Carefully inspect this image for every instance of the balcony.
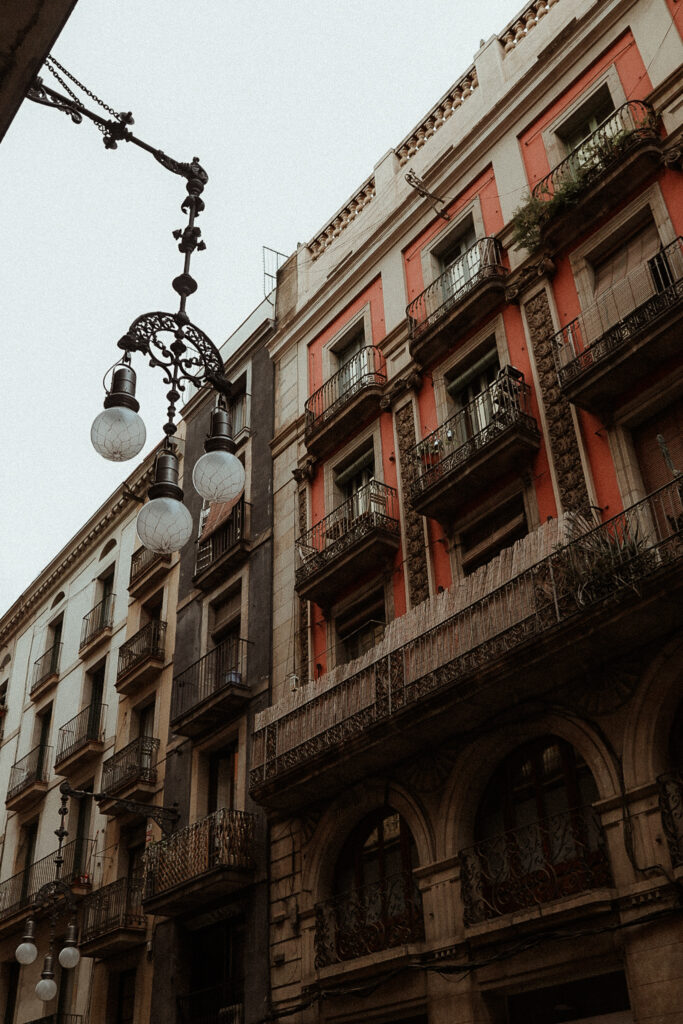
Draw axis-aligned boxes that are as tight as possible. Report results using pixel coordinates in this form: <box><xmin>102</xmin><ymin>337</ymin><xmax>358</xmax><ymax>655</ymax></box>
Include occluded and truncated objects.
<box><xmin>658</xmin><ymin>770</ymin><xmax>683</xmax><ymax>870</ymax></box>
<box><xmin>54</xmin><ymin>703</ymin><xmax>106</xmax><ymax>776</ymax></box>
<box><xmin>553</xmin><ymin>237</ymin><xmax>683</xmax><ymax>415</ymax></box>
<box><xmin>459</xmin><ymin>805</ymin><xmax>612</xmax><ymax>926</ymax></box>
<box><xmin>193</xmin><ymin>496</ymin><xmax>249</xmax><ymax>591</ymax></box>
<box><xmin>530</xmin><ymin>101</ymin><xmax>661</xmax><ymax>249</ymax></box>
<box><xmin>409</xmin><ymin>367</ymin><xmax>540</xmax><ymax>523</ymax></box>
<box><xmin>0</xmin><ymin>839</ymin><xmax>94</xmax><ymax>933</ymax></box>
<box><xmin>177</xmin><ymin>986</ymin><xmax>243</xmax><ymax>1024</ymax></box>
<box><xmin>98</xmin><ymin>736</ymin><xmax>159</xmax><ymax>815</ymax></box>
<box><xmin>407</xmin><ymin>238</ymin><xmax>507</xmax><ymax>366</ymax></box>
<box><xmin>116</xmin><ymin>619</ymin><xmax>167</xmax><ymax>696</ymax></box>
<box><xmin>129</xmin><ymin>546</ymin><xmax>172</xmax><ymax>597</ymax></box>
<box><xmin>79</xmin><ymin>594</ymin><xmax>115</xmax><ymax>656</ymax></box>
<box><xmin>6</xmin><ymin>745</ymin><xmax>51</xmax><ymax>812</ymax></box>
<box><xmin>79</xmin><ymin>876</ymin><xmax>145</xmax><ymax>957</ymax></box>
<box><xmin>30</xmin><ymin>642</ymin><xmax>62</xmax><ymax>700</ymax></box>
<box><xmin>252</xmin><ymin>480</ymin><xmax>683</xmax><ymax>812</ymax></box>
<box><xmin>314</xmin><ymin>870</ymin><xmax>424</xmax><ymax>969</ymax></box>
<box><xmin>304</xmin><ymin>347</ymin><xmax>387</xmax><ymax>458</ymax></box>
<box><xmin>170</xmin><ymin>637</ymin><xmax>249</xmax><ymax>739</ymax></box>
<box><xmin>295</xmin><ymin>480</ymin><xmax>401</xmax><ymax>609</ymax></box>
<box><xmin>143</xmin><ymin>808</ymin><xmax>256</xmax><ymax>916</ymax></box>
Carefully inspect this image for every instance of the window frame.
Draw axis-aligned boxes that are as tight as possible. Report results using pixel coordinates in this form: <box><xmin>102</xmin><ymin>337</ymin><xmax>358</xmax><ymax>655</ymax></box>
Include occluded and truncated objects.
<box><xmin>540</xmin><ymin>68</ymin><xmax>626</xmax><ymax>172</ymax></box>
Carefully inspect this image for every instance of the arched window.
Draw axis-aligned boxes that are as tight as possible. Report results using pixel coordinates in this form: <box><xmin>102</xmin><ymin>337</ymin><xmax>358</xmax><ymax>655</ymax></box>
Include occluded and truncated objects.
<box><xmin>460</xmin><ymin>737</ymin><xmax>612</xmax><ymax>924</ymax></box>
<box><xmin>314</xmin><ymin>807</ymin><xmax>424</xmax><ymax>967</ymax></box>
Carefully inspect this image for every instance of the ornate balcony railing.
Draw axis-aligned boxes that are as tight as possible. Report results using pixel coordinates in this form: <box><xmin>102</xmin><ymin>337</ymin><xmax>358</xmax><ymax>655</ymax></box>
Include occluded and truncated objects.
<box><xmin>409</xmin><ymin>366</ymin><xmax>537</xmax><ymax>500</ymax></box>
<box><xmin>100</xmin><ymin>736</ymin><xmax>159</xmax><ymax>796</ymax></box>
<box><xmin>55</xmin><ymin>703</ymin><xmax>106</xmax><ymax>766</ymax></box>
<box><xmin>144</xmin><ymin>808</ymin><xmax>256</xmax><ymax>901</ymax></box>
<box><xmin>305</xmin><ymin>346</ymin><xmax>387</xmax><ymax>434</ymax></box>
<box><xmin>31</xmin><ymin>642</ymin><xmax>62</xmax><ymax>693</ymax></box>
<box><xmin>407</xmin><ymin>237</ymin><xmax>506</xmax><ymax>339</ymax></box>
<box><xmin>296</xmin><ymin>480</ymin><xmax>400</xmax><ymax>585</ymax></box>
<box><xmin>80</xmin><ymin>876</ymin><xmax>145</xmax><ymax>945</ymax></box>
<box><xmin>129</xmin><ymin>546</ymin><xmax>171</xmax><ymax>587</ymax></box>
<box><xmin>532</xmin><ymin>101</ymin><xmax>658</xmax><ymax>201</ymax></box>
<box><xmin>117</xmin><ymin>619</ymin><xmax>167</xmax><ymax>679</ymax></box>
<box><xmin>80</xmin><ymin>593</ymin><xmax>115</xmax><ymax>650</ymax></box>
<box><xmin>171</xmin><ymin>636</ymin><xmax>249</xmax><ymax>724</ymax></box>
<box><xmin>314</xmin><ymin>870</ymin><xmax>424</xmax><ymax>967</ymax></box>
<box><xmin>25</xmin><ymin>1014</ymin><xmax>84</xmax><ymax>1024</ymax></box>
<box><xmin>553</xmin><ymin>236</ymin><xmax>683</xmax><ymax>387</ymax></box>
<box><xmin>459</xmin><ymin>805</ymin><xmax>612</xmax><ymax>925</ymax></box>
<box><xmin>7</xmin><ymin>744</ymin><xmax>51</xmax><ymax>802</ymax></box>
<box><xmin>657</xmin><ymin>770</ymin><xmax>683</xmax><ymax>869</ymax></box>
<box><xmin>0</xmin><ymin>839</ymin><xmax>94</xmax><ymax>922</ymax></box>
<box><xmin>253</xmin><ymin>480</ymin><xmax>682</xmax><ymax>790</ymax></box>
<box><xmin>177</xmin><ymin>985</ymin><xmax>244</xmax><ymax>1024</ymax></box>
<box><xmin>195</xmin><ymin>496</ymin><xmax>247</xmax><ymax>576</ymax></box>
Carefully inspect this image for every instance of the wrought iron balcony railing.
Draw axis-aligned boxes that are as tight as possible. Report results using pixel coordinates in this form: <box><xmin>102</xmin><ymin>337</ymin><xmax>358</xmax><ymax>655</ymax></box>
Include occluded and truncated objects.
<box><xmin>177</xmin><ymin>985</ymin><xmax>244</xmax><ymax>1024</ymax></box>
<box><xmin>657</xmin><ymin>770</ymin><xmax>683</xmax><ymax>869</ymax></box>
<box><xmin>459</xmin><ymin>805</ymin><xmax>612</xmax><ymax>925</ymax></box>
<box><xmin>552</xmin><ymin>236</ymin><xmax>683</xmax><ymax>387</ymax></box>
<box><xmin>409</xmin><ymin>366</ymin><xmax>537</xmax><ymax>500</ymax></box>
<box><xmin>117</xmin><ymin>619</ymin><xmax>167</xmax><ymax>679</ymax></box>
<box><xmin>296</xmin><ymin>480</ymin><xmax>400</xmax><ymax>584</ymax></box>
<box><xmin>80</xmin><ymin>593</ymin><xmax>115</xmax><ymax>650</ymax></box>
<box><xmin>314</xmin><ymin>870</ymin><xmax>424</xmax><ymax>968</ymax></box>
<box><xmin>144</xmin><ymin>807</ymin><xmax>256</xmax><ymax>902</ymax></box>
<box><xmin>7</xmin><ymin>744</ymin><xmax>51</xmax><ymax>803</ymax></box>
<box><xmin>55</xmin><ymin>703</ymin><xmax>106</xmax><ymax>767</ymax></box>
<box><xmin>80</xmin><ymin>876</ymin><xmax>145</xmax><ymax>945</ymax></box>
<box><xmin>305</xmin><ymin>346</ymin><xmax>387</xmax><ymax>434</ymax></box>
<box><xmin>171</xmin><ymin>637</ymin><xmax>249</xmax><ymax>725</ymax></box>
<box><xmin>100</xmin><ymin>736</ymin><xmax>159</xmax><ymax>796</ymax></box>
<box><xmin>195</xmin><ymin>496</ymin><xmax>247</xmax><ymax>576</ymax></box>
<box><xmin>407</xmin><ymin>237</ymin><xmax>506</xmax><ymax>339</ymax></box>
<box><xmin>253</xmin><ymin>479</ymin><xmax>683</xmax><ymax>790</ymax></box>
<box><xmin>31</xmin><ymin>642</ymin><xmax>62</xmax><ymax>693</ymax></box>
<box><xmin>0</xmin><ymin>839</ymin><xmax>94</xmax><ymax>922</ymax></box>
<box><xmin>129</xmin><ymin>546</ymin><xmax>171</xmax><ymax>587</ymax></box>
<box><xmin>532</xmin><ymin>100</ymin><xmax>658</xmax><ymax>202</ymax></box>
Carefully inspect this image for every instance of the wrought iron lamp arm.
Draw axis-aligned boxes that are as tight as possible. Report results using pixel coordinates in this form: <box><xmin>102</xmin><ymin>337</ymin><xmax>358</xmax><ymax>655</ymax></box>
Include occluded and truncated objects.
<box><xmin>60</xmin><ymin>781</ymin><xmax>179</xmax><ymax>836</ymax></box>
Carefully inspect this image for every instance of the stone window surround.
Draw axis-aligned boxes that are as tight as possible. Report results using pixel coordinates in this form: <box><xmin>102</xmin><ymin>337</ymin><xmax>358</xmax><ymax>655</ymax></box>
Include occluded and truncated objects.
<box><xmin>319</xmin><ymin>305</ymin><xmax>373</xmax><ymax>386</ymax></box>
<box><xmin>323</xmin><ymin>420</ymin><xmax>384</xmax><ymax>515</ymax></box>
<box><xmin>419</xmin><ymin>196</ymin><xmax>486</xmax><ymax>290</ymax></box>
<box><xmin>540</xmin><ymin>65</ymin><xmax>627</xmax><ymax>171</ymax></box>
<box><xmin>431</xmin><ymin>313</ymin><xmax>511</xmax><ymax>429</ymax></box>
<box><xmin>199</xmin><ymin>566</ymin><xmax>250</xmax><ymax>674</ymax></box>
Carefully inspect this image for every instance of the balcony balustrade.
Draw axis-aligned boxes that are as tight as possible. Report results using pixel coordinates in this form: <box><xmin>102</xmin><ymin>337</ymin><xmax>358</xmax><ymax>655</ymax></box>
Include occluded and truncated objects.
<box><xmin>31</xmin><ymin>642</ymin><xmax>62</xmax><ymax>698</ymax></box>
<box><xmin>80</xmin><ymin>594</ymin><xmax>115</xmax><ymax>653</ymax></box>
<box><xmin>170</xmin><ymin>637</ymin><xmax>249</xmax><ymax>738</ymax></box>
<box><xmin>177</xmin><ymin>985</ymin><xmax>244</xmax><ymax>1024</ymax></box>
<box><xmin>116</xmin><ymin>619</ymin><xmax>167</xmax><ymax>695</ymax></box>
<box><xmin>314</xmin><ymin>870</ymin><xmax>424</xmax><ymax>969</ymax></box>
<box><xmin>552</xmin><ymin>237</ymin><xmax>683</xmax><ymax>414</ymax></box>
<box><xmin>98</xmin><ymin>736</ymin><xmax>159</xmax><ymax>813</ymax></box>
<box><xmin>79</xmin><ymin>876</ymin><xmax>145</xmax><ymax>957</ymax></box>
<box><xmin>409</xmin><ymin>367</ymin><xmax>540</xmax><ymax>522</ymax></box>
<box><xmin>143</xmin><ymin>807</ymin><xmax>256</xmax><ymax>915</ymax></box>
<box><xmin>295</xmin><ymin>480</ymin><xmax>401</xmax><ymax>608</ymax></box>
<box><xmin>657</xmin><ymin>770</ymin><xmax>683</xmax><ymax>869</ymax></box>
<box><xmin>194</xmin><ymin>496</ymin><xmax>249</xmax><ymax>590</ymax></box>
<box><xmin>0</xmin><ymin>839</ymin><xmax>94</xmax><ymax>929</ymax></box>
<box><xmin>459</xmin><ymin>805</ymin><xmax>612</xmax><ymax>926</ymax></box>
<box><xmin>55</xmin><ymin>703</ymin><xmax>106</xmax><ymax>775</ymax></box>
<box><xmin>407</xmin><ymin>238</ymin><xmax>507</xmax><ymax>365</ymax></box>
<box><xmin>304</xmin><ymin>347</ymin><xmax>387</xmax><ymax>457</ymax></box>
<box><xmin>129</xmin><ymin>546</ymin><xmax>171</xmax><ymax>596</ymax></box>
<box><xmin>252</xmin><ymin>480</ymin><xmax>683</xmax><ymax>812</ymax></box>
<box><xmin>6</xmin><ymin>745</ymin><xmax>51</xmax><ymax>812</ymax></box>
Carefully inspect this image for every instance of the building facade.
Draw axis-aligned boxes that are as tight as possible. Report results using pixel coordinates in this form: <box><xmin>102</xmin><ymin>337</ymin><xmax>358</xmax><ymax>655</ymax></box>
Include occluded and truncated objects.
<box><xmin>253</xmin><ymin>1</ymin><xmax>683</xmax><ymax>1022</ymax></box>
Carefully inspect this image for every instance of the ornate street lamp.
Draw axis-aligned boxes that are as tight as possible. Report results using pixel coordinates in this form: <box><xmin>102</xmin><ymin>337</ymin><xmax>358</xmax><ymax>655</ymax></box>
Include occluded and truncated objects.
<box><xmin>28</xmin><ymin>57</ymin><xmax>246</xmax><ymax>554</ymax></box>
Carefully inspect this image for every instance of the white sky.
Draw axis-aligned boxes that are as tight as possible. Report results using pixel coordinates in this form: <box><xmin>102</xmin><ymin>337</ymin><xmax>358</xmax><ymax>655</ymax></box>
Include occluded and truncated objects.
<box><xmin>0</xmin><ymin>0</ymin><xmax>527</xmax><ymax>612</ymax></box>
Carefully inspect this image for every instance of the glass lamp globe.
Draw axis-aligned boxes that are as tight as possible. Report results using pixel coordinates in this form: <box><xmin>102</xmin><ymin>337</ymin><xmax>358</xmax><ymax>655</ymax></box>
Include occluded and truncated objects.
<box><xmin>15</xmin><ymin>940</ymin><xmax>37</xmax><ymax>965</ymax></box>
<box><xmin>136</xmin><ymin>497</ymin><xmax>193</xmax><ymax>554</ymax></box>
<box><xmin>36</xmin><ymin>977</ymin><xmax>58</xmax><ymax>1002</ymax></box>
<box><xmin>192</xmin><ymin>450</ymin><xmax>245</xmax><ymax>504</ymax></box>
<box><xmin>91</xmin><ymin>406</ymin><xmax>146</xmax><ymax>462</ymax></box>
<box><xmin>58</xmin><ymin>944</ymin><xmax>80</xmax><ymax>969</ymax></box>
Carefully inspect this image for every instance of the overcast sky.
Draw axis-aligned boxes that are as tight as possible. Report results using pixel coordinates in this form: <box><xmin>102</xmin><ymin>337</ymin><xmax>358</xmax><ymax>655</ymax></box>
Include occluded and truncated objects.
<box><xmin>0</xmin><ymin>0</ymin><xmax>527</xmax><ymax>612</ymax></box>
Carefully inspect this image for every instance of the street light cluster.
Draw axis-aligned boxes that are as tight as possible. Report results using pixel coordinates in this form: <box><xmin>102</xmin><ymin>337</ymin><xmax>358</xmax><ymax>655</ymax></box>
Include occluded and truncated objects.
<box><xmin>16</xmin><ymin>919</ymin><xmax>80</xmax><ymax>1001</ymax></box>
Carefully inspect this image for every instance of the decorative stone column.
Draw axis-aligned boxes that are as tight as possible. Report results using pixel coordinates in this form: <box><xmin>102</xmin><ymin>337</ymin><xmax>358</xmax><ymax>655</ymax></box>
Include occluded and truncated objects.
<box><xmin>395</xmin><ymin>402</ymin><xmax>430</xmax><ymax>606</ymax></box>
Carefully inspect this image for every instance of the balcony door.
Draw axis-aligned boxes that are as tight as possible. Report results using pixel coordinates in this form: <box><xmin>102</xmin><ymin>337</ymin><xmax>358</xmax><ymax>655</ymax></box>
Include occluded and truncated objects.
<box><xmin>336</xmin><ymin>329</ymin><xmax>366</xmax><ymax>400</ymax></box>
<box><xmin>335</xmin><ymin>449</ymin><xmax>375</xmax><ymax>524</ymax></box>
<box><xmin>181</xmin><ymin>920</ymin><xmax>245</xmax><ymax>1024</ymax></box>
<box><xmin>447</xmin><ymin>350</ymin><xmax>500</xmax><ymax>445</ymax></box>
<box><xmin>207</xmin><ymin>743</ymin><xmax>237</xmax><ymax>815</ymax></box>
<box><xmin>440</xmin><ymin>224</ymin><xmax>477</xmax><ymax>300</ymax></box>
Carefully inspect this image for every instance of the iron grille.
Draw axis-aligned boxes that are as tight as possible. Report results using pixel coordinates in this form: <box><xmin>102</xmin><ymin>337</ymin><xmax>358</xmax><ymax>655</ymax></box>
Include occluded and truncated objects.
<box><xmin>55</xmin><ymin>703</ymin><xmax>106</xmax><ymax>766</ymax></box>
<box><xmin>80</xmin><ymin>876</ymin><xmax>145</xmax><ymax>944</ymax></box>
<box><xmin>100</xmin><ymin>736</ymin><xmax>159</xmax><ymax>795</ymax></box>
<box><xmin>195</xmin><ymin>496</ymin><xmax>247</xmax><ymax>576</ymax></box>
<box><xmin>80</xmin><ymin>593</ymin><xmax>115</xmax><ymax>649</ymax></box>
<box><xmin>657</xmin><ymin>770</ymin><xmax>683</xmax><ymax>869</ymax></box>
<box><xmin>304</xmin><ymin>346</ymin><xmax>387</xmax><ymax>434</ymax></box>
<box><xmin>0</xmin><ymin>839</ymin><xmax>95</xmax><ymax>922</ymax></box>
<box><xmin>129</xmin><ymin>547</ymin><xmax>171</xmax><ymax>587</ymax></box>
<box><xmin>117</xmin><ymin>619</ymin><xmax>167</xmax><ymax>679</ymax></box>
<box><xmin>171</xmin><ymin>637</ymin><xmax>249</xmax><ymax>724</ymax></box>
<box><xmin>31</xmin><ymin>643</ymin><xmax>62</xmax><ymax>693</ymax></box>
<box><xmin>7</xmin><ymin>744</ymin><xmax>51</xmax><ymax>802</ymax></box>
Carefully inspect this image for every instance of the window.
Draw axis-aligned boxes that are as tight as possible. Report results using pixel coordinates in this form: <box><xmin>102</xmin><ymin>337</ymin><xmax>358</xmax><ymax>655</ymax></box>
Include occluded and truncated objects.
<box><xmin>207</xmin><ymin>742</ymin><xmax>237</xmax><ymax>814</ymax></box>
<box><xmin>335</xmin><ymin>447</ymin><xmax>375</xmax><ymax>519</ymax></box>
<box><xmin>333</xmin><ymin>324</ymin><xmax>370</xmax><ymax>398</ymax></box>
<box><xmin>182</xmin><ymin>920</ymin><xmax>244</xmax><ymax>1017</ymax></box>
<box><xmin>559</xmin><ymin>85</ymin><xmax>615</xmax><ymax>157</ymax></box>
<box><xmin>112</xmin><ymin>968</ymin><xmax>137</xmax><ymax>1024</ymax></box>
<box><xmin>48</xmin><ymin>615</ymin><xmax>63</xmax><ymax>670</ymax></box>
<box><xmin>229</xmin><ymin>390</ymin><xmax>248</xmax><ymax>437</ymax></box>
<box><xmin>438</xmin><ymin>218</ymin><xmax>477</xmax><ymax>299</ymax></box>
<box><xmin>0</xmin><ymin>681</ymin><xmax>7</xmax><ymax>742</ymax></box>
<box><xmin>459</xmin><ymin>494</ymin><xmax>529</xmax><ymax>575</ymax></box>
<box><xmin>446</xmin><ymin>346</ymin><xmax>500</xmax><ymax>442</ymax></box>
<box><xmin>336</xmin><ymin>590</ymin><xmax>385</xmax><ymax>664</ymax></box>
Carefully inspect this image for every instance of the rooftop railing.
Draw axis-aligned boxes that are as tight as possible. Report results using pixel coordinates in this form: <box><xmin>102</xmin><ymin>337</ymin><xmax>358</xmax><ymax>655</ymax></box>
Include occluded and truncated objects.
<box><xmin>80</xmin><ymin>593</ymin><xmax>115</xmax><ymax>650</ymax></box>
<box><xmin>0</xmin><ymin>839</ymin><xmax>94</xmax><ymax>922</ymax></box>
<box><xmin>171</xmin><ymin>636</ymin><xmax>249</xmax><ymax>725</ymax></box>
<box><xmin>407</xmin><ymin>237</ymin><xmax>505</xmax><ymax>339</ymax></box>
<box><xmin>31</xmin><ymin>642</ymin><xmax>62</xmax><ymax>693</ymax></box>
<box><xmin>532</xmin><ymin>101</ymin><xmax>658</xmax><ymax>202</ymax></box>
<box><xmin>55</xmin><ymin>703</ymin><xmax>107</xmax><ymax>767</ymax></box>
<box><xmin>7</xmin><ymin>744</ymin><xmax>51</xmax><ymax>803</ymax></box>
<box><xmin>100</xmin><ymin>736</ymin><xmax>159</xmax><ymax>796</ymax></box>
<box><xmin>129</xmin><ymin>547</ymin><xmax>171</xmax><ymax>587</ymax></box>
<box><xmin>117</xmin><ymin>619</ymin><xmax>167</xmax><ymax>679</ymax></box>
<box><xmin>460</xmin><ymin>805</ymin><xmax>611</xmax><ymax>925</ymax></box>
<box><xmin>195</xmin><ymin>496</ymin><xmax>247</xmax><ymax>576</ymax></box>
<box><xmin>304</xmin><ymin>346</ymin><xmax>387</xmax><ymax>434</ymax></box>
<box><xmin>80</xmin><ymin>876</ymin><xmax>145</xmax><ymax>945</ymax></box>
<box><xmin>657</xmin><ymin>770</ymin><xmax>683</xmax><ymax>869</ymax></box>
<box><xmin>552</xmin><ymin>237</ymin><xmax>683</xmax><ymax>386</ymax></box>
<box><xmin>253</xmin><ymin>480</ymin><xmax>682</xmax><ymax>788</ymax></box>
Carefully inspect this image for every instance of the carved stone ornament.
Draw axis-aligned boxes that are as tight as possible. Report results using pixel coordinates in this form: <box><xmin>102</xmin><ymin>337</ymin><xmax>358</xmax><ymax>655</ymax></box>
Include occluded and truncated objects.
<box><xmin>293</xmin><ymin>456</ymin><xmax>317</xmax><ymax>483</ymax></box>
<box><xmin>379</xmin><ymin>370</ymin><xmax>423</xmax><ymax>411</ymax></box>
<box><xmin>396</xmin><ymin>748</ymin><xmax>455</xmax><ymax>794</ymax></box>
<box><xmin>505</xmin><ymin>254</ymin><xmax>556</xmax><ymax>304</ymax></box>
<box><xmin>559</xmin><ymin>654</ymin><xmax>646</xmax><ymax>715</ymax></box>
<box><xmin>395</xmin><ymin>403</ymin><xmax>430</xmax><ymax>606</ymax></box>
